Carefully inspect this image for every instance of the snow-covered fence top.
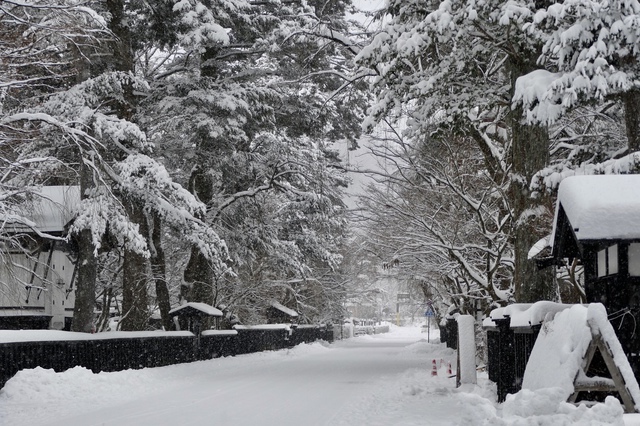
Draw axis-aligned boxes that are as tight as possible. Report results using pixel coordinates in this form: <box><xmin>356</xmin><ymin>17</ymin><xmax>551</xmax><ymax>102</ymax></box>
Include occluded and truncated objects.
<box><xmin>1</xmin><ymin>325</ymin><xmax>333</xmax><ymax>390</ymax></box>
<box><xmin>483</xmin><ymin>302</ymin><xmax>576</xmax><ymax>402</ymax></box>
<box><xmin>201</xmin><ymin>330</ymin><xmax>238</xmax><ymax>336</ymax></box>
<box><xmin>552</xmin><ymin>175</ymin><xmax>640</xmax><ymax>242</ymax></box>
<box><xmin>233</xmin><ymin>324</ymin><xmax>292</xmax><ymax>330</ymax></box>
<box><xmin>484</xmin><ymin>301</ymin><xmax>576</xmax><ymax>328</ymax></box>
<box><xmin>0</xmin><ymin>329</ymin><xmax>193</xmax><ymax>344</ymax></box>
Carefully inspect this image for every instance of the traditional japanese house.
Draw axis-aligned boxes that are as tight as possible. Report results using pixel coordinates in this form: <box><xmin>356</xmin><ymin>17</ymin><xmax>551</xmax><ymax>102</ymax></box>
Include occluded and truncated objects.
<box><xmin>550</xmin><ymin>175</ymin><xmax>640</xmax><ymax>372</ymax></box>
<box><xmin>0</xmin><ymin>186</ymin><xmax>80</xmax><ymax>330</ymax></box>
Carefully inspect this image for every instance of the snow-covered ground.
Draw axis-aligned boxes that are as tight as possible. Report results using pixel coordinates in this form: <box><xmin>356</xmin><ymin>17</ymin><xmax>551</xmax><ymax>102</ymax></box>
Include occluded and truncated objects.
<box><xmin>2</xmin><ymin>325</ymin><xmax>640</xmax><ymax>425</ymax></box>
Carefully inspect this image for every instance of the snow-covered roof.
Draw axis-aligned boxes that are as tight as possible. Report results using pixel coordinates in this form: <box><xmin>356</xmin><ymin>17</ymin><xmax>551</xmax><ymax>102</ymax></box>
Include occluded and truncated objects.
<box><xmin>270</xmin><ymin>301</ymin><xmax>298</xmax><ymax>317</ymax></box>
<box><xmin>527</xmin><ymin>235</ymin><xmax>551</xmax><ymax>259</ymax></box>
<box><xmin>3</xmin><ymin>186</ymin><xmax>80</xmax><ymax>234</ymax></box>
<box><xmin>168</xmin><ymin>302</ymin><xmax>223</xmax><ymax>317</ymax></box>
<box><xmin>552</xmin><ymin>175</ymin><xmax>640</xmax><ymax>243</ymax></box>
<box><xmin>0</xmin><ymin>309</ymin><xmax>51</xmax><ymax>318</ymax></box>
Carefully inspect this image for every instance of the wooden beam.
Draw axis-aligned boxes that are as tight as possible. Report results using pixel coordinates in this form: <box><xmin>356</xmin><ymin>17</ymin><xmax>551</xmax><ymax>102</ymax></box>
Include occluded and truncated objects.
<box><xmin>569</xmin><ymin>338</ymin><xmax>599</xmax><ymax>403</ymax></box>
<box><xmin>595</xmin><ymin>336</ymin><xmax>637</xmax><ymax>413</ymax></box>
<box><xmin>569</xmin><ymin>331</ymin><xmax>637</xmax><ymax>413</ymax></box>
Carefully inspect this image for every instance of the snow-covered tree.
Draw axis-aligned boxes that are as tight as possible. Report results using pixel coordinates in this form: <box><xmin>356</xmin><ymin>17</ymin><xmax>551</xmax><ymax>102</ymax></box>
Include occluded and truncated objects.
<box><xmin>356</xmin><ymin>123</ymin><xmax>513</xmax><ymax>315</ymax></box>
<box><xmin>356</xmin><ymin>0</ymin><xmax>556</xmax><ymax>302</ymax></box>
<box><xmin>514</xmin><ymin>0</ymin><xmax>640</xmax><ymax>153</ymax></box>
<box><xmin>138</xmin><ymin>0</ymin><xmax>367</xmax><ymax>323</ymax></box>
<box><xmin>0</xmin><ymin>0</ymin><xmax>369</xmax><ymax>330</ymax></box>
<box><xmin>1</xmin><ymin>0</ymin><xmax>231</xmax><ymax>331</ymax></box>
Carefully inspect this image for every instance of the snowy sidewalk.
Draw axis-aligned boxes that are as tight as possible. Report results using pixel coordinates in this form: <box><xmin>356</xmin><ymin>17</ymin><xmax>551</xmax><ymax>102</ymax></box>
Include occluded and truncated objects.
<box><xmin>2</xmin><ymin>325</ymin><xmax>638</xmax><ymax>426</ymax></box>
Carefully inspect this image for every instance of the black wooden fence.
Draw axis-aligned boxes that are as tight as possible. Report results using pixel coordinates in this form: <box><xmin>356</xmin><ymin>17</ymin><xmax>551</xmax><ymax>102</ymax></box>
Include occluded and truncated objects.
<box><xmin>441</xmin><ymin>318</ymin><xmax>458</xmax><ymax>349</ymax></box>
<box><xmin>0</xmin><ymin>325</ymin><xmax>333</xmax><ymax>389</ymax></box>
<box><xmin>485</xmin><ymin>317</ymin><xmax>541</xmax><ymax>402</ymax></box>
<box><xmin>444</xmin><ymin>315</ymin><xmax>540</xmax><ymax>403</ymax></box>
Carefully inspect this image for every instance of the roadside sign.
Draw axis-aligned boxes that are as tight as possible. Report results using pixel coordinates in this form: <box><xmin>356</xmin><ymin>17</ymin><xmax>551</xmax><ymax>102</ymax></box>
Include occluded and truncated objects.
<box><xmin>397</xmin><ymin>293</ymin><xmax>411</xmax><ymax>301</ymax></box>
<box><xmin>424</xmin><ymin>305</ymin><xmax>435</xmax><ymax>342</ymax></box>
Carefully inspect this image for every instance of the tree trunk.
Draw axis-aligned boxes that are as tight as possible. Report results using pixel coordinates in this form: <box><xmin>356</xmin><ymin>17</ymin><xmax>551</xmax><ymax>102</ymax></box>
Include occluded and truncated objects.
<box><xmin>510</xmin><ymin>70</ymin><xmax>555</xmax><ymax>302</ymax></box>
<box><xmin>120</xmin><ymin>198</ymin><xmax>150</xmax><ymax>331</ymax></box>
<box><xmin>106</xmin><ymin>0</ymin><xmax>152</xmax><ymax>331</ymax></box>
<box><xmin>150</xmin><ymin>211</ymin><xmax>174</xmax><ymax>330</ymax></box>
<box><xmin>71</xmin><ymin>163</ymin><xmax>98</xmax><ymax>332</ymax></box>
<box><xmin>182</xmin><ymin>167</ymin><xmax>215</xmax><ymax>328</ymax></box>
<box><xmin>183</xmin><ymin>247</ymin><xmax>214</xmax><ymax>303</ymax></box>
<box><xmin>106</xmin><ymin>0</ymin><xmax>134</xmax><ymax>74</ymax></box>
<box><xmin>623</xmin><ymin>90</ymin><xmax>640</xmax><ymax>153</ymax></box>
<box><xmin>182</xmin><ymin>166</ymin><xmax>215</xmax><ymax>302</ymax></box>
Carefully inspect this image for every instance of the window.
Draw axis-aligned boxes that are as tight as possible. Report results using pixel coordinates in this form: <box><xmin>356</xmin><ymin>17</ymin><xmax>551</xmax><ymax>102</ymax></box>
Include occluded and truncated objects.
<box><xmin>598</xmin><ymin>249</ymin><xmax>606</xmax><ymax>278</ymax></box>
<box><xmin>630</xmin><ymin>243</ymin><xmax>640</xmax><ymax>276</ymax></box>
<box><xmin>597</xmin><ymin>244</ymin><xmax>619</xmax><ymax>277</ymax></box>
<box><xmin>609</xmin><ymin>244</ymin><xmax>619</xmax><ymax>275</ymax></box>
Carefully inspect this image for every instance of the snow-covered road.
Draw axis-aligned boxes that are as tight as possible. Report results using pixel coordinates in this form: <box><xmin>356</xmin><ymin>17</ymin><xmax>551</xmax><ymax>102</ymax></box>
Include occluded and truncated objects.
<box><xmin>2</xmin><ymin>325</ymin><xmax>639</xmax><ymax>426</ymax></box>
<box><xmin>0</xmin><ymin>326</ymin><xmax>461</xmax><ymax>426</ymax></box>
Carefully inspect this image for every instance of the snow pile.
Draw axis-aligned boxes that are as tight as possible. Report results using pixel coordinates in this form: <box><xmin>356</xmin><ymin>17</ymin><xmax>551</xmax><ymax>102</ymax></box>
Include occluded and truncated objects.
<box><xmin>522</xmin><ymin>303</ymin><xmax>640</xmax><ymax>412</ymax></box>
<box><xmin>500</xmin><ymin>389</ymin><xmax>625</xmax><ymax>425</ymax></box>
<box><xmin>283</xmin><ymin>341</ymin><xmax>331</xmax><ymax>357</ymax></box>
<box><xmin>451</xmin><ymin>386</ymin><xmax>626</xmax><ymax>425</ymax></box>
<box><xmin>400</xmin><ymin>339</ymin><xmax>455</xmax><ymax>359</ymax></box>
<box><xmin>513</xmin><ymin>69</ymin><xmax>564</xmax><ymax>124</ymax></box>
<box><xmin>522</xmin><ymin>304</ymin><xmax>592</xmax><ymax>397</ymax></box>
<box><xmin>0</xmin><ymin>366</ymin><xmax>170</xmax><ymax>426</ymax></box>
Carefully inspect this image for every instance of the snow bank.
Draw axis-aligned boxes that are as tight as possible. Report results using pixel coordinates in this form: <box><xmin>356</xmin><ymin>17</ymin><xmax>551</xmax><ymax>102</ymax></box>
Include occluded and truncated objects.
<box><xmin>283</xmin><ymin>341</ymin><xmax>331</xmax><ymax>357</ymax></box>
<box><xmin>400</xmin><ymin>338</ymin><xmax>455</xmax><ymax>359</ymax></box>
<box><xmin>501</xmin><ymin>389</ymin><xmax>625</xmax><ymax>425</ymax></box>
